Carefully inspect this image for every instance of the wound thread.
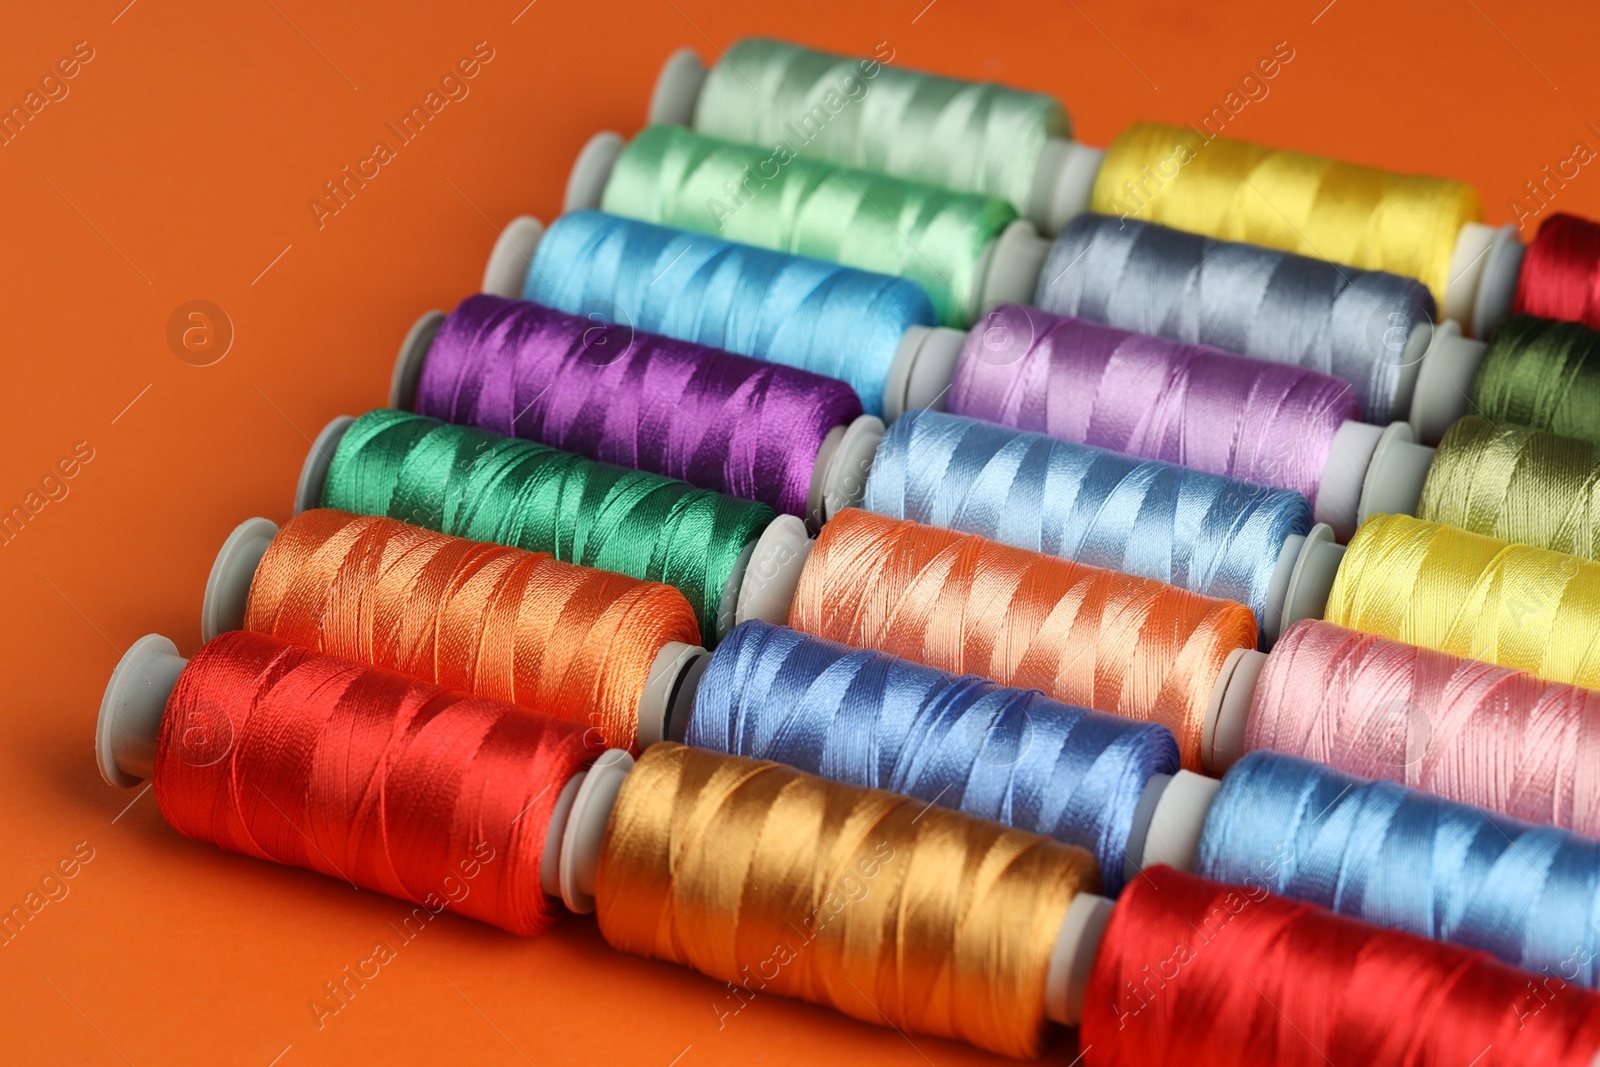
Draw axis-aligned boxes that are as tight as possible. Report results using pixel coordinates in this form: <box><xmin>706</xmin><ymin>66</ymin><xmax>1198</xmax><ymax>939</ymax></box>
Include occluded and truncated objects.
<box><xmin>595</xmin><ymin>742</ymin><xmax>1095</xmax><ymax>1057</ymax></box>
<box><xmin>320</xmin><ymin>409</ymin><xmax>774</xmax><ymax>642</ymax></box>
<box><xmin>1092</xmin><ymin>122</ymin><xmax>1482</xmax><ymax>306</ymax></box>
<box><xmin>415</xmin><ymin>293</ymin><xmax>862</xmax><ymax>518</ymax></box>
<box><xmin>864</xmin><ymin>409</ymin><xmax>1309</xmax><ymax>643</ymax></box>
<box><xmin>1035</xmin><ymin>213</ymin><xmax>1437</xmax><ymax>422</ymax></box>
<box><xmin>601</xmin><ymin>125</ymin><xmax>1017</xmax><ymax>327</ymax></box>
<box><xmin>790</xmin><ymin>508</ymin><xmax>1258</xmax><ymax>770</ymax></box>
<box><xmin>243</xmin><ymin>509</ymin><xmax>701</xmax><ymax>752</ymax></box>
<box><xmin>949</xmin><ymin>303</ymin><xmax>1359</xmax><ymax>504</ymax></box>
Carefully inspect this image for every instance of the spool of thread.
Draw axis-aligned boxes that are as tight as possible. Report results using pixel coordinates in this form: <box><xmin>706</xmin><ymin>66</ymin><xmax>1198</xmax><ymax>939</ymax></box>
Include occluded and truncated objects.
<box><xmin>570</xmin><ymin>125</ymin><xmax>1045</xmax><ymax>328</ymax></box>
<box><xmin>202</xmin><ymin>509</ymin><xmax>705</xmax><ymax>753</ymax></box>
<box><xmin>1079</xmin><ymin>864</ymin><xmax>1600</xmax><ymax>1067</ymax></box>
<box><xmin>1196</xmin><ymin>750</ymin><xmax>1600</xmax><ymax>985</ymax></box>
<box><xmin>863</xmin><ymin>409</ymin><xmax>1315</xmax><ymax>644</ymax></box>
<box><xmin>302</xmin><ymin>408</ymin><xmax>778</xmax><ymax>644</ymax></box>
<box><xmin>1320</xmin><ymin>513</ymin><xmax>1600</xmax><ymax>688</ymax></box>
<box><xmin>651</xmin><ymin>38</ymin><xmax>1081</xmax><ymax>233</ymax></box>
<box><xmin>393</xmin><ymin>293</ymin><xmax>880</xmax><ymax>523</ymax></box>
<box><xmin>777</xmin><ymin>507</ymin><xmax>1258</xmax><ymax>771</ymax></box>
<box><xmin>1091</xmin><ymin>122</ymin><xmax>1495</xmax><ymax>322</ymax></box>
<box><xmin>1515</xmin><ymin>212</ymin><xmax>1600</xmax><ymax>329</ymax></box>
<box><xmin>95</xmin><ymin>630</ymin><xmax>598</xmax><ymax>935</ymax></box>
<box><xmin>1471</xmin><ymin>314</ymin><xmax>1600</xmax><ymax>447</ymax></box>
<box><xmin>1242</xmin><ymin>619</ymin><xmax>1600</xmax><ymax>836</ymax></box>
<box><xmin>1418</xmin><ymin>415</ymin><xmax>1600</xmax><ymax>560</ymax></box>
<box><xmin>483</xmin><ymin>210</ymin><xmax>966</xmax><ymax>420</ymax></box>
<box><xmin>595</xmin><ymin>742</ymin><xmax>1099</xmax><ymax>1057</ymax></box>
<box><xmin>947</xmin><ymin>305</ymin><xmax>1361</xmax><ymax>508</ymax></box>
<box><xmin>1034</xmin><ymin>213</ymin><xmax>1440</xmax><ymax>421</ymax></box>
<box><xmin>685</xmin><ymin>619</ymin><xmax>1179</xmax><ymax>893</ymax></box>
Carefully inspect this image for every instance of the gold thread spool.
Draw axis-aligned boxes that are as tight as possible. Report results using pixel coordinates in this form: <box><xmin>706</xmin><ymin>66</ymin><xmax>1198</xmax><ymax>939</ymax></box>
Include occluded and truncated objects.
<box><xmin>1326</xmin><ymin>513</ymin><xmax>1600</xmax><ymax>688</ymax></box>
<box><xmin>1091</xmin><ymin>121</ymin><xmax>1481</xmax><ymax>306</ymax></box>
<box><xmin>594</xmin><ymin>743</ymin><xmax>1094</xmax><ymax>1058</ymax></box>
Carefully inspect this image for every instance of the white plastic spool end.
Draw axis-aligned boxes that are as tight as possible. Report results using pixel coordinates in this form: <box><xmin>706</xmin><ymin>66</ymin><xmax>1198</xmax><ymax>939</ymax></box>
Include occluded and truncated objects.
<box><xmin>1442</xmin><ymin>222</ymin><xmax>1498</xmax><ymax>330</ymax></box>
<box><xmin>1407</xmin><ymin>320</ymin><xmax>1486</xmax><ymax>446</ymax></box>
<box><xmin>974</xmin><ymin>220</ymin><xmax>1051</xmax><ymax>320</ymax></box>
<box><xmin>558</xmin><ymin>749</ymin><xmax>635</xmax><ymax>914</ymax></box>
<box><xmin>1202</xmin><ymin>648</ymin><xmax>1267</xmax><ymax>775</ymax></box>
<box><xmin>648</xmin><ymin>48</ymin><xmax>708</xmax><ymax>127</ymax></box>
<box><xmin>295</xmin><ymin>416</ymin><xmax>356</xmax><ymax>515</ymax></box>
<box><xmin>97</xmin><ymin>634</ymin><xmax>188</xmax><ymax>788</ymax></box>
<box><xmin>1314</xmin><ymin>422</ymin><xmax>1386</xmax><ymax>542</ymax></box>
<box><xmin>1260</xmin><ymin>530</ymin><xmax>1312</xmax><ymax>647</ymax></box>
<box><xmin>539</xmin><ymin>774</ymin><xmax>583</xmax><ymax>897</ymax></box>
<box><xmin>1280</xmin><ymin>523</ymin><xmax>1344</xmax><ymax>632</ymax></box>
<box><xmin>1473</xmin><ymin>224</ymin><xmax>1526</xmax><ymax>339</ymax></box>
<box><xmin>481</xmin><ymin>216</ymin><xmax>546</xmax><ymax>299</ymax></box>
<box><xmin>1357</xmin><ymin>425</ymin><xmax>1435</xmax><ymax>526</ymax></box>
<box><xmin>735</xmin><ymin>515</ymin><xmax>814</xmax><ymax>626</ymax></box>
<box><xmin>665</xmin><ymin>651</ymin><xmax>713</xmax><ymax>744</ymax></box>
<box><xmin>201</xmin><ymin>517</ymin><xmax>280</xmax><ymax>642</ymax></box>
<box><xmin>390</xmin><ymin>310</ymin><xmax>446</xmax><ymax>410</ymax></box>
<box><xmin>1388</xmin><ymin>321</ymin><xmax>1435</xmax><ymax>420</ymax></box>
<box><xmin>714</xmin><ymin>537</ymin><xmax>760</xmax><ymax>643</ymax></box>
<box><xmin>882</xmin><ymin>326</ymin><xmax>968</xmax><ymax>423</ymax></box>
<box><xmin>811</xmin><ymin>415</ymin><xmax>885</xmax><ymax>525</ymax></box>
<box><xmin>635</xmin><ymin>642</ymin><xmax>705</xmax><ymax>749</ymax></box>
<box><xmin>564</xmin><ymin>132</ymin><xmax>624</xmax><ymax>213</ymax></box>
<box><xmin>1027</xmin><ymin>138</ymin><xmax>1105</xmax><ymax>235</ymax></box>
<box><xmin>1135</xmin><ymin>770</ymin><xmax>1221</xmax><ymax>873</ymax></box>
<box><xmin>1044</xmin><ymin>892</ymin><xmax>1114</xmax><ymax>1026</ymax></box>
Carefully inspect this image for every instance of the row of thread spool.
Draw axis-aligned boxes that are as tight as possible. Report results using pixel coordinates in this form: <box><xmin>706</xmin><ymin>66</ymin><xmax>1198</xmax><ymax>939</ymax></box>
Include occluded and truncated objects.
<box><xmin>95</xmin><ymin>36</ymin><xmax>1600</xmax><ymax>1065</ymax></box>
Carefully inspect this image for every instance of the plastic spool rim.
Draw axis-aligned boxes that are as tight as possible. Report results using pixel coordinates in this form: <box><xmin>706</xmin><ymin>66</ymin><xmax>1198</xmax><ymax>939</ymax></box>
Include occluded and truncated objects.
<box><xmin>390</xmin><ymin>310</ymin><xmax>446</xmax><ymax>410</ymax></box>
<box><xmin>97</xmin><ymin>634</ymin><xmax>187</xmax><ymax>788</ymax></box>
<box><xmin>816</xmin><ymin>415</ymin><xmax>885</xmax><ymax>524</ymax></box>
<box><xmin>201</xmin><ymin>517</ymin><xmax>280</xmax><ymax>642</ymax></box>
<box><xmin>564</xmin><ymin>131</ymin><xmax>624</xmax><ymax>213</ymax></box>
<box><xmin>482</xmin><ymin>216</ymin><xmax>546</xmax><ymax>299</ymax></box>
<box><xmin>1442</xmin><ymin>222</ymin><xmax>1498</xmax><ymax>330</ymax></box>
<box><xmin>635</xmin><ymin>642</ymin><xmax>705</xmax><ymax>749</ymax></box>
<box><xmin>973</xmin><ymin>220</ymin><xmax>1050</xmax><ymax>322</ymax></box>
<box><xmin>295</xmin><ymin>416</ymin><xmax>356</xmax><ymax>515</ymax></box>
<box><xmin>1280</xmin><ymin>523</ymin><xmax>1343</xmax><ymax>631</ymax></box>
<box><xmin>647</xmin><ymin>48</ymin><xmax>707</xmax><ymax>126</ymax></box>
<box><xmin>1261</xmin><ymin>532</ymin><xmax>1307</xmax><ymax>647</ymax></box>
<box><xmin>735</xmin><ymin>515</ymin><xmax>814</xmax><ymax>626</ymax></box>
<box><xmin>558</xmin><ymin>749</ymin><xmax>635</xmax><ymax>913</ymax></box>
<box><xmin>1472</xmin><ymin>224</ymin><xmax>1526</xmax><ymax>340</ymax></box>
<box><xmin>1044</xmin><ymin>892</ymin><xmax>1114</xmax><ymax>1026</ymax></box>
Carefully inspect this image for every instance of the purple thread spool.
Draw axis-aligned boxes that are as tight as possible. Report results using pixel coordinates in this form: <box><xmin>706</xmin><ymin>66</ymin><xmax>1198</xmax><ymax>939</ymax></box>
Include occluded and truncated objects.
<box><xmin>949</xmin><ymin>304</ymin><xmax>1362</xmax><ymax>507</ymax></box>
<box><xmin>393</xmin><ymin>294</ymin><xmax>878</xmax><ymax>521</ymax></box>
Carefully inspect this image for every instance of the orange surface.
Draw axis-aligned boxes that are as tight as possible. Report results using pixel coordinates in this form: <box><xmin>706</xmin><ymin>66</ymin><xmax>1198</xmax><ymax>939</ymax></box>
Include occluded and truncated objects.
<box><xmin>4</xmin><ymin>2</ymin><xmax>1600</xmax><ymax>1063</ymax></box>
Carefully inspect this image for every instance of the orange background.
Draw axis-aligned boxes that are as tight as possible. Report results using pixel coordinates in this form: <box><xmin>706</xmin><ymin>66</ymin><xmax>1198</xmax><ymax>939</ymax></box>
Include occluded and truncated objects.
<box><xmin>4</xmin><ymin>1</ymin><xmax>1598</xmax><ymax>1063</ymax></box>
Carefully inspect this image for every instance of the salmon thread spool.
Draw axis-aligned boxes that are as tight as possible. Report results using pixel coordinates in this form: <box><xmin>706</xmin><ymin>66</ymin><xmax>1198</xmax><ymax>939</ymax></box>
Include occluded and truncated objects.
<box><xmin>202</xmin><ymin>509</ymin><xmax>705</xmax><ymax>752</ymax></box>
<box><xmin>781</xmin><ymin>508</ymin><xmax>1258</xmax><ymax>771</ymax></box>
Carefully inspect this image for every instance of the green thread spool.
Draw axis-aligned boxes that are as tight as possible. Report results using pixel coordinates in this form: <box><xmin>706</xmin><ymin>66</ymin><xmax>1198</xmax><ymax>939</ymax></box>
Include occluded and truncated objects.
<box><xmin>688</xmin><ymin>38</ymin><xmax>1068</xmax><ymax>223</ymax></box>
<box><xmin>1472</xmin><ymin>315</ymin><xmax>1600</xmax><ymax>446</ymax></box>
<box><xmin>1418</xmin><ymin>415</ymin><xmax>1600</xmax><ymax>560</ymax></box>
<box><xmin>318</xmin><ymin>409</ymin><xmax>776</xmax><ymax>642</ymax></box>
<box><xmin>586</xmin><ymin>126</ymin><xmax>1025</xmax><ymax>328</ymax></box>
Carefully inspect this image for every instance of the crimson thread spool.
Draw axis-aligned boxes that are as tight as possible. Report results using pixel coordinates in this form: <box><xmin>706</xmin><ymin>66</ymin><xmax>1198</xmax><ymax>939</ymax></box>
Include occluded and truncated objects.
<box><xmin>744</xmin><ymin>506</ymin><xmax>1259</xmax><ymax>771</ymax></box>
<box><xmin>96</xmin><ymin>630</ymin><xmax>598</xmax><ymax>936</ymax></box>
<box><xmin>1078</xmin><ymin>865</ymin><xmax>1600</xmax><ymax>1067</ymax></box>
<box><xmin>201</xmin><ymin>509</ymin><xmax>706</xmax><ymax>753</ymax></box>
<box><xmin>392</xmin><ymin>293</ymin><xmax>882</xmax><ymax>524</ymax></box>
<box><xmin>1515</xmin><ymin>212</ymin><xmax>1600</xmax><ymax>329</ymax></box>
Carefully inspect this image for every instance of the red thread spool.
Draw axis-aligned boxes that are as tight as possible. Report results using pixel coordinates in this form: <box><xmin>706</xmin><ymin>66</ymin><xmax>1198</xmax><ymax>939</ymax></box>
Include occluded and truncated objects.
<box><xmin>1079</xmin><ymin>866</ymin><xmax>1600</xmax><ymax>1066</ymax></box>
<box><xmin>149</xmin><ymin>631</ymin><xmax>597</xmax><ymax>935</ymax></box>
<box><xmin>1515</xmin><ymin>213</ymin><xmax>1600</xmax><ymax>329</ymax></box>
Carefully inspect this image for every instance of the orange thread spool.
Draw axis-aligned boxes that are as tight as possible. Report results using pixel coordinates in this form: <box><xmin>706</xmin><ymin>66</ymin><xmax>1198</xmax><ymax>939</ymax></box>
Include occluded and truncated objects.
<box><xmin>789</xmin><ymin>508</ymin><xmax>1257</xmax><ymax>769</ymax></box>
<box><xmin>243</xmin><ymin>509</ymin><xmax>702</xmax><ymax>752</ymax></box>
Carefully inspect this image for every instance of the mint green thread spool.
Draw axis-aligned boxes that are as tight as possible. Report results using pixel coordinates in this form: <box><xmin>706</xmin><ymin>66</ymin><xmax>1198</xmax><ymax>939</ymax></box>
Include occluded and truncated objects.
<box><xmin>581</xmin><ymin>125</ymin><xmax>1042</xmax><ymax>328</ymax></box>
